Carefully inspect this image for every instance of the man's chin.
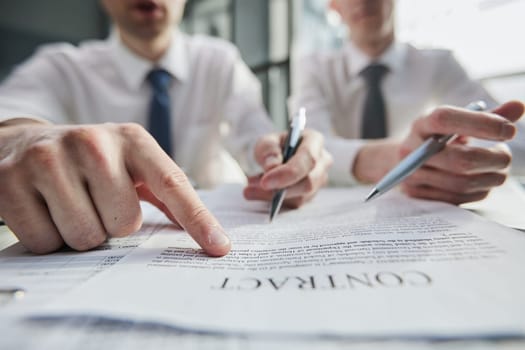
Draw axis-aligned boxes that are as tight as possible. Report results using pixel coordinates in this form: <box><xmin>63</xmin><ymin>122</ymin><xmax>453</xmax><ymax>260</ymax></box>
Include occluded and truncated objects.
<box><xmin>351</xmin><ymin>20</ymin><xmax>385</xmax><ymax>37</ymax></box>
<box><xmin>126</xmin><ymin>23</ymin><xmax>172</xmax><ymax>40</ymax></box>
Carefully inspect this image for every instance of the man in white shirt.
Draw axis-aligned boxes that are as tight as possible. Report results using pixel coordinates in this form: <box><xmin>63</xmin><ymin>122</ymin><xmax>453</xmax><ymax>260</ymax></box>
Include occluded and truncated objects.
<box><xmin>292</xmin><ymin>0</ymin><xmax>524</xmax><ymax>204</ymax></box>
<box><xmin>0</xmin><ymin>0</ymin><xmax>332</xmax><ymax>256</ymax></box>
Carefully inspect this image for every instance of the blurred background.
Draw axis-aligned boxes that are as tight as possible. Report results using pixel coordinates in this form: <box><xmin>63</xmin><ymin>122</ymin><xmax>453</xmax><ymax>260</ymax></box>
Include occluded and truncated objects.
<box><xmin>0</xmin><ymin>0</ymin><xmax>523</xmax><ymax>129</ymax></box>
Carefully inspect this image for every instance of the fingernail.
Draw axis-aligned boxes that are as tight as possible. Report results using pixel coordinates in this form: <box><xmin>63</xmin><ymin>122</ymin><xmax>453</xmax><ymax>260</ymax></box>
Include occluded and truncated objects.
<box><xmin>207</xmin><ymin>225</ymin><xmax>230</xmax><ymax>248</ymax></box>
<box><xmin>501</xmin><ymin>123</ymin><xmax>515</xmax><ymax>139</ymax></box>
<box><xmin>264</xmin><ymin>155</ymin><xmax>281</xmax><ymax>169</ymax></box>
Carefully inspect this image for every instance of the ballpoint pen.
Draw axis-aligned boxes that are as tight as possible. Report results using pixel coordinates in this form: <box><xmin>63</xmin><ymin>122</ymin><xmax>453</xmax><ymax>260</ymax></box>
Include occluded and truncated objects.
<box><xmin>269</xmin><ymin>108</ymin><xmax>307</xmax><ymax>222</ymax></box>
<box><xmin>0</xmin><ymin>288</ymin><xmax>25</xmax><ymax>305</ymax></box>
<box><xmin>365</xmin><ymin>101</ymin><xmax>487</xmax><ymax>202</ymax></box>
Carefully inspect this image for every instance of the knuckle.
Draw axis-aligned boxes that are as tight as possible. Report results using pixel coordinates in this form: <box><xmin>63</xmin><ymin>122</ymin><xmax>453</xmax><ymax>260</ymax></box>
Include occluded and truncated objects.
<box><xmin>26</xmin><ymin>242</ymin><xmax>62</xmax><ymax>255</ymax></box>
<box><xmin>118</xmin><ymin>122</ymin><xmax>147</xmax><ymax>139</ymax></box>
<box><xmin>159</xmin><ymin>169</ymin><xmax>189</xmax><ymax>193</ymax></box>
<box><xmin>494</xmin><ymin>173</ymin><xmax>507</xmax><ymax>186</ymax></box>
<box><xmin>188</xmin><ymin>205</ymin><xmax>210</xmax><ymax>228</ymax></box>
<box><xmin>429</xmin><ymin>107</ymin><xmax>452</xmax><ymax>130</ymax></box>
<box><xmin>23</xmin><ymin>141</ymin><xmax>59</xmax><ymax>171</ymax></box>
<box><xmin>120</xmin><ymin>123</ymin><xmax>152</xmax><ymax>149</ymax></box>
<box><xmin>107</xmin><ymin>225</ymin><xmax>135</xmax><ymax>238</ymax></box>
<box><xmin>500</xmin><ymin>152</ymin><xmax>512</xmax><ymax>168</ymax></box>
<box><xmin>302</xmin><ymin>177</ymin><xmax>315</xmax><ymax>194</ymax></box>
<box><xmin>107</xmin><ymin>211</ymin><xmax>143</xmax><ymax>238</ymax></box>
<box><xmin>26</xmin><ymin>239</ymin><xmax>64</xmax><ymax>255</ymax></box>
<box><xmin>11</xmin><ymin>225</ymin><xmax>65</xmax><ymax>254</ymax></box>
<box><xmin>324</xmin><ymin>150</ymin><xmax>334</xmax><ymax>168</ymax></box>
<box><xmin>453</xmin><ymin>151</ymin><xmax>476</xmax><ymax>173</ymax></box>
<box><xmin>63</xmin><ymin>126</ymin><xmax>100</xmax><ymax>148</ymax></box>
<box><xmin>473</xmin><ymin>191</ymin><xmax>489</xmax><ymax>202</ymax></box>
<box><xmin>63</xmin><ymin>126</ymin><xmax>110</xmax><ymax>167</ymax></box>
<box><xmin>68</xmin><ymin>230</ymin><xmax>106</xmax><ymax>251</ymax></box>
<box><xmin>405</xmin><ymin>170</ymin><xmax>426</xmax><ymax>186</ymax></box>
<box><xmin>118</xmin><ymin>123</ymin><xmax>153</xmax><ymax>152</ymax></box>
<box><xmin>285</xmin><ymin>166</ymin><xmax>302</xmax><ymax>182</ymax></box>
<box><xmin>304</xmin><ymin>148</ymin><xmax>318</xmax><ymax>169</ymax></box>
<box><xmin>450</xmin><ymin>177</ymin><xmax>471</xmax><ymax>193</ymax></box>
<box><xmin>62</xmin><ymin>215</ymin><xmax>107</xmax><ymax>251</ymax></box>
<box><xmin>401</xmin><ymin>183</ymin><xmax>420</xmax><ymax>198</ymax></box>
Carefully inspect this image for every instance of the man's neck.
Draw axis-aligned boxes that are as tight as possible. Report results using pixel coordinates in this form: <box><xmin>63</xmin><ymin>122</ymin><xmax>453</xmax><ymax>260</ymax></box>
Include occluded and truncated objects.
<box><xmin>353</xmin><ymin>32</ymin><xmax>394</xmax><ymax>59</ymax></box>
<box><xmin>119</xmin><ymin>30</ymin><xmax>172</xmax><ymax>63</ymax></box>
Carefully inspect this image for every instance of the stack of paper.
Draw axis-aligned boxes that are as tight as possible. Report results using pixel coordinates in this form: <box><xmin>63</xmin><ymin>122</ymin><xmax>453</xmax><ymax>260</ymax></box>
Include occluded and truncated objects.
<box><xmin>34</xmin><ymin>185</ymin><xmax>525</xmax><ymax>338</ymax></box>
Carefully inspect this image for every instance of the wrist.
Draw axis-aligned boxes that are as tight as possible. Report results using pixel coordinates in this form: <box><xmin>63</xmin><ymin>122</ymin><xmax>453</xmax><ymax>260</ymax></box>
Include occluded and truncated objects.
<box><xmin>352</xmin><ymin>139</ymin><xmax>401</xmax><ymax>183</ymax></box>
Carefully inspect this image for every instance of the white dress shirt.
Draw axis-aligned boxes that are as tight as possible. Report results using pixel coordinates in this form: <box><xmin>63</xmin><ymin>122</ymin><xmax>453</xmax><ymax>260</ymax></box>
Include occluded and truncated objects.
<box><xmin>291</xmin><ymin>41</ymin><xmax>500</xmax><ymax>185</ymax></box>
<box><xmin>0</xmin><ymin>31</ymin><xmax>274</xmax><ymax>188</ymax></box>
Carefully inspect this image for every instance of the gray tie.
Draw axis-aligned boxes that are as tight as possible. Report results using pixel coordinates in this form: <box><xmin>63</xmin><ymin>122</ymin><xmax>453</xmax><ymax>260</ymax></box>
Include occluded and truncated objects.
<box><xmin>360</xmin><ymin>64</ymin><xmax>389</xmax><ymax>139</ymax></box>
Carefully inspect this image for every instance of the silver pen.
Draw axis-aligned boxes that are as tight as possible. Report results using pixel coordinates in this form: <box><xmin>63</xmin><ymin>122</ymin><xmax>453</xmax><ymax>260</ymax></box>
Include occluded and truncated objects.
<box><xmin>365</xmin><ymin>101</ymin><xmax>487</xmax><ymax>202</ymax></box>
<box><xmin>269</xmin><ymin>108</ymin><xmax>307</xmax><ymax>222</ymax></box>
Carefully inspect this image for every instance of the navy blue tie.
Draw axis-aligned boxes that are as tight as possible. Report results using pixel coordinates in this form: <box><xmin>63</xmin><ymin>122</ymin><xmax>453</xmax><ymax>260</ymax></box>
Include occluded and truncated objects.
<box><xmin>360</xmin><ymin>64</ymin><xmax>389</xmax><ymax>139</ymax></box>
<box><xmin>147</xmin><ymin>69</ymin><xmax>173</xmax><ymax>156</ymax></box>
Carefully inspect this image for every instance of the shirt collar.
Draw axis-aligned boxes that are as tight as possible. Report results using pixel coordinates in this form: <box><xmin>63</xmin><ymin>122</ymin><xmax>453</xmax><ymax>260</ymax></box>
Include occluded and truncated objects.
<box><xmin>345</xmin><ymin>40</ymin><xmax>407</xmax><ymax>78</ymax></box>
<box><xmin>109</xmin><ymin>29</ymin><xmax>190</xmax><ymax>90</ymax></box>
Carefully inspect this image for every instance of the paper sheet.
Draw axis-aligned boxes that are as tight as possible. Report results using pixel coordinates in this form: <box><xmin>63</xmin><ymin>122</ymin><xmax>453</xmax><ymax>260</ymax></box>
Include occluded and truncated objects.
<box><xmin>462</xmin><ymin>177</ymin><xmax>525</xmax><ymax>230</ymax></box>
<box><xmin>38</xmin><ymin>185</ymin><xmax>525</xmax><ymax>337</ymax></box>
<box><xmin>0</xmin><ymin>225</ymin><xmax>17</xmax><ymax>251</ymax></box>
<box><xmin>0</xmin><ymin>203</ymin><xmax>164</xmax><ymax>315</ymax></box>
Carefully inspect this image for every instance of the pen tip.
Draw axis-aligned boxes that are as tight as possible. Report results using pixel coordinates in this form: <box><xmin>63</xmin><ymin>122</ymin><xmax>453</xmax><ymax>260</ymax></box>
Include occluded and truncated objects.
<box><xmin>365</xmin><ymin>188</ymin><xmax>379</xmax><ymax>202</ymax></box>
<box><xmin>268</xmin><ymin>213</ymin><xmax>275</xmax><ymax>223</ymax></box>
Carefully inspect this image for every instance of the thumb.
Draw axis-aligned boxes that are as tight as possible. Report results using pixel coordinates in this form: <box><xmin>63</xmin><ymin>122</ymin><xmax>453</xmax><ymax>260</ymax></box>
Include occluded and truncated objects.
<box><xmin>255</xmin><ymin>133</ymin><xmax>284</xmax><ymax>171</ymax></box>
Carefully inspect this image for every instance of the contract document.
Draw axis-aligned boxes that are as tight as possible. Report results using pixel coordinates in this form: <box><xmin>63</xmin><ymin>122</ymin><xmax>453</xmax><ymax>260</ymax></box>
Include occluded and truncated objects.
<box><xmin>0</xmin><ymin>204</ymin><xmax>163</xmax><ymax>315</ymax></box>
<box><xmin>40</xmin><ymin>185</ymin><xmax>525</xmax><ymax>338</ymax></box>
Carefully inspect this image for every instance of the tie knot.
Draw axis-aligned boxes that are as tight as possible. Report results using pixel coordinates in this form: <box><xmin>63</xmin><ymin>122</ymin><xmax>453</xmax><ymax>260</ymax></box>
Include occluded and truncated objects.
<box><xmin>360</xmin><ymin>64</ymin><xmax>389</xmax><ymax>84</ymax></box>
<box><xmin>148</xmin><ymin>69</ymin><xmax>172</xmax><ymax>91</ymax></box>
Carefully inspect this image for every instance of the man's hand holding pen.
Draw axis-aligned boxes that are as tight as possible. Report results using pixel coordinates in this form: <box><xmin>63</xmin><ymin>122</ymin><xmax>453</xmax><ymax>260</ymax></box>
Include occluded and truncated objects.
<box><xmin>243</xmin><ymin>120</ymin><xmax>333</xmax><ymax>212</ymax></box>
<box><xmin>355</xmin><ymin>100</ymin><xmax>524</xmax><ymax>205</ymax></box>
<box><xmin>398</xmin><ymin>101</ymin><xmax>524</xmax><ymax>204</ymax></box>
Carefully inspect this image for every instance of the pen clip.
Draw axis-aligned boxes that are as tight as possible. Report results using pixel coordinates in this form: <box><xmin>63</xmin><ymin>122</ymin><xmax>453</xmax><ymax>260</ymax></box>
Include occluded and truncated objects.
<box><xmin>288</xmin><ymin>108</ymin><xmax>306</xmax><ymax>148</ymax></box>
<box><xmin>282</xmin><ymin>108</ymin><xmax>307</xmax><ymax>162</ymax></box>
<box><xmin>433</xmin><ymin>133</ymin><xmax>457</xmax><ymax>146</ymax></box>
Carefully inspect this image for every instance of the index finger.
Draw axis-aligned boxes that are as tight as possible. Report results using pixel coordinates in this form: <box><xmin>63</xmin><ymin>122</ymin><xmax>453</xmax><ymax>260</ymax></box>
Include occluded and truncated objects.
<box><xmin>122</xmin><ymin>124</ymin><xmax>231</xmax><ymax>257</ymax></box>
<box><xmin>414</xmin><ymin>101</ymin><xmax>523</xmax><ymax>141</ymax></box>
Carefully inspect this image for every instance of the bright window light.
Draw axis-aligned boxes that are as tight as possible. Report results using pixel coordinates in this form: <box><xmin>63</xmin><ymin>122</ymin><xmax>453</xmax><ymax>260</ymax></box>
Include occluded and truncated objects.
<box><xmin>396</xmin><ymin>0</ymin><xmax>525</xmax><ymax>79</ymax></box>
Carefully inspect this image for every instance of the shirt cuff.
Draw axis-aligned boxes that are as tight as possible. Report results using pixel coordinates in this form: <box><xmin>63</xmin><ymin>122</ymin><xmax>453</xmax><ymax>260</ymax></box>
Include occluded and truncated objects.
<box><xmin>0</xmin><ymin>114</ymin><xmax>51</xmax><ymax>125</ymax></box>
<box><xmin>325</xmin><ymin>138</ymin><xmax>365</xmax><ymax>186</ymax></box>
<box><xmin>244</xmin><ymin>138</ymin><xmax>264</xmax><ymax>176</ymax></box>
